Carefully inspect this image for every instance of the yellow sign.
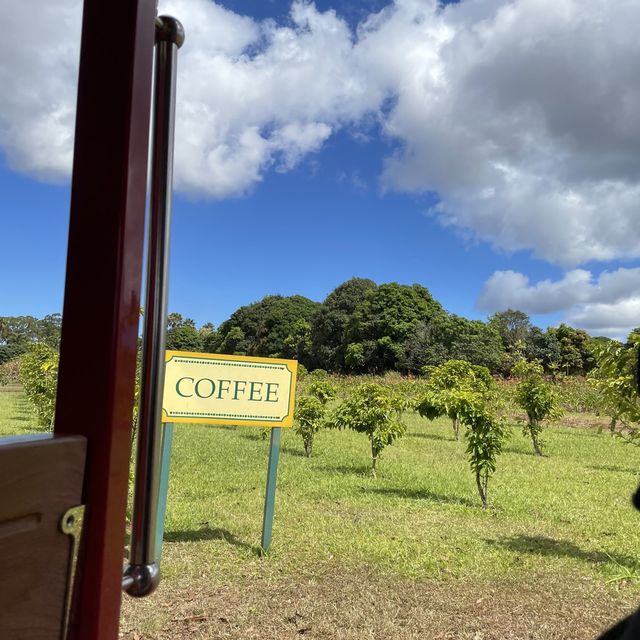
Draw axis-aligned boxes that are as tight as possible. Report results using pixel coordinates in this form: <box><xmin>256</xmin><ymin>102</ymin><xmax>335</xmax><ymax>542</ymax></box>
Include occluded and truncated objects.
<box><xmin>162</xmin><ymin>351</ymin><xmax>298</xmax><ymax>427</ymax></box>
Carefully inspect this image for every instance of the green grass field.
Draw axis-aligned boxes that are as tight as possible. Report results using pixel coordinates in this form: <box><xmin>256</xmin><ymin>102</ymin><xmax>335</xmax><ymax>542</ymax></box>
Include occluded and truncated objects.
<box><xmin>2</xmin><ymin>387</ymin><xmax>640</xmax><ymax>638</ymax></box>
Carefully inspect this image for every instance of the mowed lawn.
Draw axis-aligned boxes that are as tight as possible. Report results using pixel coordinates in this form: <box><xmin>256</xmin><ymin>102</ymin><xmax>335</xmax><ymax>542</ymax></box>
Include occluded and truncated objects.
<box><xmin>2</xmin><ymin>388</ymin><xmax>640</xmax><ymax>639</ymax></box>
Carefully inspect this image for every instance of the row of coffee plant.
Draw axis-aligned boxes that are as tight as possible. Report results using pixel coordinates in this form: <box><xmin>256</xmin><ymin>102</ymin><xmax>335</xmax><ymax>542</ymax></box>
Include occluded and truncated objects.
<box><xmin>294</xmin><ymin>347</ymin><xmax>639</xmax><ymax>508</ymax></box>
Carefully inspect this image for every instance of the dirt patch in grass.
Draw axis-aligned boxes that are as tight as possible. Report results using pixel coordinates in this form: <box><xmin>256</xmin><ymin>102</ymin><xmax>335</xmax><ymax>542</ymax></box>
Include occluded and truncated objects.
<box><xmin>560</xmin><ymin>415</ymin><xmax>611</xmax><ymax>431</ymax></box>
<box><xmin>120</xmin><ymin>564</ymin><xmax>636</xmax><ymax>640</ymax></box>
<box><xmin>507</xmin><ymin>411</ymin><xmax>610</xmax><ymax>432</ymax></box>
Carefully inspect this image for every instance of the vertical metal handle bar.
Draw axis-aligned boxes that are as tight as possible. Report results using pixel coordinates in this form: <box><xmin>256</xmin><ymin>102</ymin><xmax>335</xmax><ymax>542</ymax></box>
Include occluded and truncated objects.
<box><xmin>123</xmin><ymin>15</ymin><xmax>184</xmax><ymax>598</ymax></box>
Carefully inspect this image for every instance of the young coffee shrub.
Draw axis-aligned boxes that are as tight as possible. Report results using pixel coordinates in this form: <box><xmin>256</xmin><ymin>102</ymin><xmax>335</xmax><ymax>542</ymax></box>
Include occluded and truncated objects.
<box><xmin>588</xmin><ymin>333</ymin><xmax>640</xmax><ymax>443</ymax></box>
<box><xmin>20</xmin><ymin>343</ymin><xmax>59</xmax><ymax>428</ymax></box>
<box><xmin>328</xmin><ymin>383</ymin><xmax>405</xmax><ymax>478</ymax></box>
<box><xmin>458</xmin><ymin>392</ymin><xmax>509</xmax><ymax>508</ymax></box>
<box><xmin>418</xmin><ymin>360</ymin><xmax>494</xmax><ymax>440</ymax></box>
<box><xmin>419</xmin><ymin>370</ymin><xmax>508</xmax><ymax>508</ymax></box>
<box><xmin>513</xmin><ymin>359</ymin><xmax>560</xmax><ymax>456</ymax></box>
<box><xmin>306</xmin><ymin>378</ymin><xmax>337</xmax><ymax>406</ymax></box>
<box><xmin>294</xmin><ymin>395</ymin><xmax>326</xmax><ymax>457</ymax></box>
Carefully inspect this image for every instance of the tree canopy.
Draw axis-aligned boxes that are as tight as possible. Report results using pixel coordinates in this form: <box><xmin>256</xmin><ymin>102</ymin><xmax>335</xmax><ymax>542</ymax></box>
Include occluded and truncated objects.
<box><xmin>345</xmin><ymin>283</ymin><xmax>446</xmax><ymax>372</ymax></box>
<box><xmin>211</xmin><ymin>294</ymin><xmax>320</xmax><ymax>362</ymax></box>
<box><xmin>310</xmin><ymin>277</ymin><xmax>377</xmax><ymax>370</ymax></box>
<box><xmin>2</xmin><ymin>279</ymin><xmax>601</xmax><ymax>377</ymax></box>
<box><xmin>0</xmin><ymin>314</ymin><xmax>61</xmax><ymax>364</ymax></box>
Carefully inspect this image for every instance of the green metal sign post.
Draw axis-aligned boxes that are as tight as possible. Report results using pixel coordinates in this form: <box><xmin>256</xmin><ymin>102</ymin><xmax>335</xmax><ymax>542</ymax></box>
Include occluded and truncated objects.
<box><xmin>154</xmin><ymin>422</ymin><xmax>174</xmax><ymax>563</ymax></box>
<box><xmin>154</xmin><ymin>424</ymin><xmax>283</xmax><ymax>561</ymax></box>
<box><xmin>260</xmin><ymin>427</ymin><xmax>282</xmax><ymax>553</ymax></box>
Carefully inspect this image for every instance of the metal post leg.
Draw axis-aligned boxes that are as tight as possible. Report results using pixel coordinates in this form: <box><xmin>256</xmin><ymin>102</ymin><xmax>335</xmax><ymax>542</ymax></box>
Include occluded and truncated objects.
<box><xmin>261</xmin><ymin>427</ymin><xmax>282</xmax><ymax>553</ymax></box>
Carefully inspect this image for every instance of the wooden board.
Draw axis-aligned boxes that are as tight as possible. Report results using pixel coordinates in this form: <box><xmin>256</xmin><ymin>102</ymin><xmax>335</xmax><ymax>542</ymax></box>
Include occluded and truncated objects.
<box><xmin>0</xmin><ymin>434</ymin><xmax>86</xmax><ymax>640</ymax></box>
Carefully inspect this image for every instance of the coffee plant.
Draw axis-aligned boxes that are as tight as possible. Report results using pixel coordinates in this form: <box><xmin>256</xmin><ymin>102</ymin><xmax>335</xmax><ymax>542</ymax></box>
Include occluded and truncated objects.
<box><xmin>327</xmin><ymin>383</ymin><xmax>405</xmax><ymax>477</ymax></box>
<box><xmin>513</xmin><ymin>359</ymin><xmax>561</xmax><ymax>456</ymax></box>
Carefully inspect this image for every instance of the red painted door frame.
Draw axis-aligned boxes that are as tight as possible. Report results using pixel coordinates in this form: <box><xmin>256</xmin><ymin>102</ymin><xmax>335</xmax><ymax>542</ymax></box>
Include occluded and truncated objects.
<box><xmin>54</xmin><ymin>1</ymin><xmax>157</xmax><ymax>638</ymax></box>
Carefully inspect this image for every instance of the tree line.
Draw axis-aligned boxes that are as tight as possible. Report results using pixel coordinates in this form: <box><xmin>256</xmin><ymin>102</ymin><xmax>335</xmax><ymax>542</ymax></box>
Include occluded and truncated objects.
<box><xmin>0</xmin><ymin>278</ymin><xmax>618</xmax><ymax>376</ymax></box>
<box><xmin>159</xmin><ymin>278</ymin><xmax>608</xmax><ymax>377</ymax></box>
<box><xmin>0</xmin><ymin>314</ymin><xmax>61</xmax><ymax>364</ymax></box>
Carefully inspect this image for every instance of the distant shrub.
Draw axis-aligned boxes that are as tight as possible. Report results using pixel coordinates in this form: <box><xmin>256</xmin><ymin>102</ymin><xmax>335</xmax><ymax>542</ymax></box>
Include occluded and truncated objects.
<box><xmin>306</xmin><ymin>378</ymin><xmax>337</xmax><ymax>405</ymax></box>
<box><xmin>0</xmin><ymin>357</ymin><xmax>22</xmax><ymax>386</ymax></box>
<box><xmin>553</xmin><ymin>377</ymin><xmax>604</xmax><ymax>414</ymax></box>
<box><xmin>294</xmin><ymin>396</ymin><xmax>326</xmax><ymax>457</ymax></box>
<box><xmin>514</xmin><ymin>360</ymin><xmax>561</xmax><ymax>456</ymax></box>
<box><xmin>417</xmin><ymin>360</ymin><xmax>494</xmax><ymax>440</ymax></box>
<box><xmin>327</xmin><ymin>383</ymin><xmax>406</xmax><ymax>477</ymax></box>
<box><xmin>20</xmin><ymin>344</ymin><xmax>59</xmax><ymax>428</ymax></box>
<box><xmin>588</xmin><ymin>334</ymin><xmax>640</xmax><ymax>444</ymax></box>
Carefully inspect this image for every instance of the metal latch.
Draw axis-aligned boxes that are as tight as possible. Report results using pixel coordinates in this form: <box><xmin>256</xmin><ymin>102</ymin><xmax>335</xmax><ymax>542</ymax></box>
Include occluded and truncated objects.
<box><xmin>60</xmin><ymin>505</ymin><xmax>85</xmax><ymax>640</ymax></box>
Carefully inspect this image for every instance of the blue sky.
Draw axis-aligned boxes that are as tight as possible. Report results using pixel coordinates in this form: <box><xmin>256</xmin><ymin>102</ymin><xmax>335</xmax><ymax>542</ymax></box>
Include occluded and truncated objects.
<box><xmin>0</xmin><ymin>120</ymin><xmax>563</xmax><ymax>331</ymax></box>
<box><xmin>1</xmin><ymin>0</ymin><xmax>639</xmax><ymax>338</ymax></box>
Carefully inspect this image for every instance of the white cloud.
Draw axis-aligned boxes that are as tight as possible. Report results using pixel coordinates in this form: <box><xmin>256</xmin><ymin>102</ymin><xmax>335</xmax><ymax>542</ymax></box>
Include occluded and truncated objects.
<box><xmin>2</xmin><ymin>0</ymin><xmax>640</xmax><ymax>264</ymax></box>
<box><xmin>161</xmin><ymin>0</ymin><xmax>382</xmax><ymax>197</ymax></box>
<box><xmin>478</xmin><ymin>267</ymin><xmax>640</xmax><ymax>337</ymax></box>
<box><xmin>0</xmin><ymin>0</ymin><xmax>378</xmax><ymax>196</ymax></box>
<box><xmin>366</xmin><ymin>0</ymin><xmax>640</xmax><ymax>265</ymax></box>
<box><xmin>0</xmin><ymin>2</ymin><xmax>81</xmax><ymax>180</ymax></box>
<box><xmin>565</xmin><ymin>298</ymin><xmax>640</xmax><ymax>338</ymax></box>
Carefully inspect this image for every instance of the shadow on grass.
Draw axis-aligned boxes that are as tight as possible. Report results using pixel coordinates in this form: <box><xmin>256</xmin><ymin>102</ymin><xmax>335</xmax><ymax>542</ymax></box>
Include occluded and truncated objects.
<box><xmin>487</xmin><ymin>534</ymin><xmax>637</xmax><ymax>568</ymax></box>
<box><xmin>281</xmin><ymin>446</ymin><xmax>308</xmax><ymax>458</ymax></box>
<box><xmin>503</xmin><ymin>445</ymin><xmax>536</xmax><ymax>457</ymax></box>
<box><xmin>554</xmin><ymin>429</ymin><xmax>601</xmax><ymax>438</ymax></box>
<box><xmin>410</xmin><ymin>432</ymin><xmax>453</xmax><ymax>442</ymax></box>
<box><xmin>164</xmin><ymin>526</ymin><xmax>260</xmax><ymax>554</ymax></box>
<box><xmin>319</xmin><ymin>463</ymin><xmax>374</xmax><ymax>477</ymax></box>
<box><xmin>368</xmin><ymin>485</ymin><xmax>476</xmax><ymax>508</ymax></box>
<box><xmin>587</xmin><ymin>464</ymin><xmax>639</xmax><ymax>475</ymax></box>
<box><xmin>238</xmin><ymin>432</ymin><xmax>267</xmax><ymax>442</ymax></box>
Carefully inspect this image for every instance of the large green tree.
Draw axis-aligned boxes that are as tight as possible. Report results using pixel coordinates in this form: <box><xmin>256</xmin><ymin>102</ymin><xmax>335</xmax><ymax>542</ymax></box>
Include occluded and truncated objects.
<box><xmin>310</xmin><ymin>277</ymin><xmax>377</xmax><ymax>371</ymax></box>
<box><xmin>489</xmin><ymin>309</ymin><xmax>532</xmax><ymax>350</ymax></box>
<box><xmin>165</xmin><ymin>313</ymin><xmax>204</xmax><ymax>352</ymax></box>
<box><xmin>346</xmin><ymin>283</ymin><xmax>445</xmax><ymax>373</ymax></box>
<box><xmin>213</xmin><ymin>295</ymin><xmax>320</xmax><ymax>362</ymax></box>
<box><xmin>281</xmin><ymin>319</ymin><xmax>312</xmax><ymax>362</ymax></box>
<box><xmin>488</xmin><ymin>309</ymin><xmax>532</xmax><ymax>374</ymax></box>
<box><xmin>401</xmin><ymin>316</ymin><xmax>450</xmax><ymax>372</ymax></box>
<box><xmin>548</xmin><ymin>324</ymin><xmax>596</xmax><ymax>375</ymax></box>
<box><xmin>403</xmin><ymin>315</ymin><xmax>504</xmax><ymax>374</ymax></box>
<box><xmin>525</xmin><ymin>327</ymin><xmax>561</xmax><ymax>374</ymax></box>
<box><xmin>0</xmin><ymin>314</ymin><xmax>62</xmax><ymax>363</ymax></box>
